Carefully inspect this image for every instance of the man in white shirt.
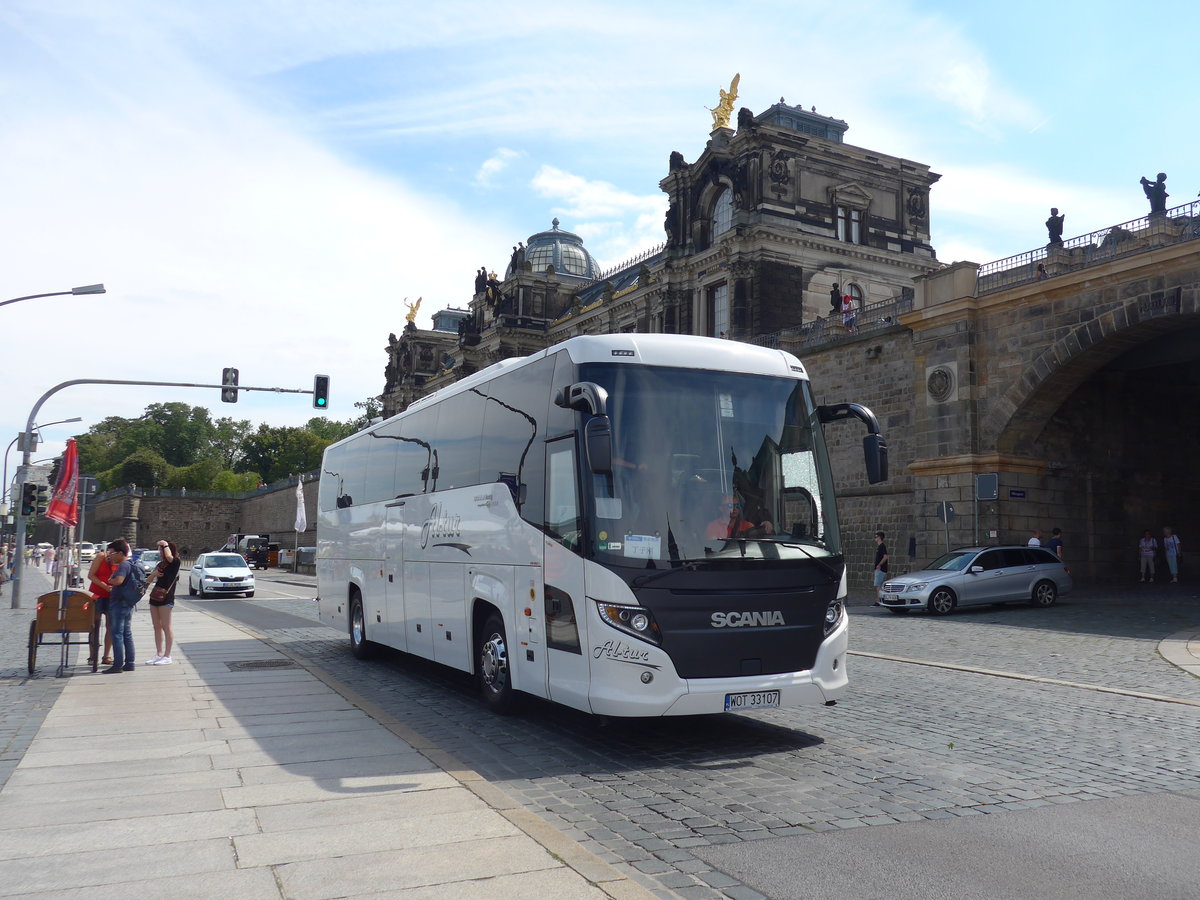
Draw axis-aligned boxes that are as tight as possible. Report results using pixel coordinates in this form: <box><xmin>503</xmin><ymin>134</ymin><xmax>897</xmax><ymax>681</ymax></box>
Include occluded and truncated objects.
<box><xmin>1028</xmin><ymin>529</ymin><xmax>1044</xmax><ymax>547</ymax></box>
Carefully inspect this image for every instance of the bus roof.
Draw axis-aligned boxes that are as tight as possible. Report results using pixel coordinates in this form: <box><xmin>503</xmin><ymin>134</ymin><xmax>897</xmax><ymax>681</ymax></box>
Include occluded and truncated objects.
<box><xmin>343</xmin><ymin>334</ymin><xmax>808</xmax><ymax>449</ymax></box>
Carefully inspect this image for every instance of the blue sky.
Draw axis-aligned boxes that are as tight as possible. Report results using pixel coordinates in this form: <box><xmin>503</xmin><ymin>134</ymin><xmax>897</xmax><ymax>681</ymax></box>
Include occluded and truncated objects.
<box><xmin>2</xmin><ymin>0</ymin><xmax>1197</xmax><ymax>483</ymax></box>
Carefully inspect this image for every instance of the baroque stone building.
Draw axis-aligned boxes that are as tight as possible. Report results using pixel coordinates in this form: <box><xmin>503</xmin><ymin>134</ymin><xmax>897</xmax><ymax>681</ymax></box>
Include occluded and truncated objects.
<box><xmin>379</xmin><ymin>91</ymin><xmax>1200</xmax><ymax>586</ymax></box>
<box><xmin>382</xmin><ymin>99</ymin><xmax>941</xmax><ymax>416</ymax></box>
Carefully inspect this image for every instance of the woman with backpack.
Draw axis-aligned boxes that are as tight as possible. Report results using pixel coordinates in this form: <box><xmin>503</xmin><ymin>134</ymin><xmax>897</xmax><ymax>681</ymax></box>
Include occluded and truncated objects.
<box><xmin>145</xmin><ymin>539</ymin><xmax>180</xmax><ymax>665</ymax></box>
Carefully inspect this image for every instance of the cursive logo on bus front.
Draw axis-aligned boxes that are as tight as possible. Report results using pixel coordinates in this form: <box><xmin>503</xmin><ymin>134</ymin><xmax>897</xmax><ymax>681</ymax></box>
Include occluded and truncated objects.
<box><xmin>420</xmin><ymin>502</ymin><xmax>462</xmax><ymax>549</ymax></box>
<box><xmin>592</xmin><ymin>640</ymin><xmax>660</xmax><ymax>669</ymax></box>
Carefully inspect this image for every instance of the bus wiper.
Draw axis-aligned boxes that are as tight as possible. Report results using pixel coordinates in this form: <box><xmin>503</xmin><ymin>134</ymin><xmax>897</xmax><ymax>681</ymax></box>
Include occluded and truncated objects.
<box><xmin>632</xmin><ymin>562</ymin><xmax>698</xmax><ymax>588</ymax></box>
<box><xmin>770</xmin><ymin>541</ymin><xmax>842</xmax><ymax>580</ymax></box>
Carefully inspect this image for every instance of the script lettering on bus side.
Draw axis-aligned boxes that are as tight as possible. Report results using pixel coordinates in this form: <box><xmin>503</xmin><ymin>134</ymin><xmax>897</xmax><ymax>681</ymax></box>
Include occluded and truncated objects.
<box><xmin>592</xmin><ymin>640</ymin><xmax>661</xmax><ymax>668</ymax></box>
<box><xmin>421</xmin><ymin>502</ymin><xmax>463</xmax><ymax>549</ymax></box>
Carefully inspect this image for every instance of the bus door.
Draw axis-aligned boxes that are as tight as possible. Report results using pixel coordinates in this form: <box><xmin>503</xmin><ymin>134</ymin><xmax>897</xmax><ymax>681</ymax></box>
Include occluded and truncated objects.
<box><xmin>382</xmin><ymin>501</ymin><xmax>408</xmax><ymax>651</ymax></box>
<box><xmin>543</xmin><ymin>438</ymin><xmax>592</xmax><ymax>712</ymax></box>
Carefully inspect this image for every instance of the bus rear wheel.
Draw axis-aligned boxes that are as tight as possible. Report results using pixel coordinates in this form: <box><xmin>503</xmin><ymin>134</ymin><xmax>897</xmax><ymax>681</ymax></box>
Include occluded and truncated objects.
<box><xmin>478</xmin><ymin>612</ymin><xmax>517</xmax><ymax>714</ymax></box>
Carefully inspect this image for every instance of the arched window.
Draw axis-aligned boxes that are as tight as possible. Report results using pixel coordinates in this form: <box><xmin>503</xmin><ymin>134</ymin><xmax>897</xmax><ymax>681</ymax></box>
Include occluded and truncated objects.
<box><xmin>711</xmin><ymin>188</ymin><xmax>733</xmax><ymax>239</ymax></box>
<box><xmin>847</xmin><ymin>283</ymin><xmax>864</xmax><ymax>308</ymax></box>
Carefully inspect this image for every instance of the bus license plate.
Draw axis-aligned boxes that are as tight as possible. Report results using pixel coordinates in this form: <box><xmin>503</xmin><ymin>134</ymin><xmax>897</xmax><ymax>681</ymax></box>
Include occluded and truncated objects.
<box><xmin>724</xmin><ymin>690</ymin><xmax>780</xmax><ymax>711</ymax></box>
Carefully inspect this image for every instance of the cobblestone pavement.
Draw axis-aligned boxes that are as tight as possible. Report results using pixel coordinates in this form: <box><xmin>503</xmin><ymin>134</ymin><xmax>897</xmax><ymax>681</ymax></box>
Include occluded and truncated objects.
<box><xmin>7</xmin><ymin>572</ymin><xmax>1198</xmax><ymax>900</ymax></box>
<box><xmin>0</xmin><ymin>567</ymin><xmax>73</xmax><ymax>792</ymax></box>
<box><xmin>182</xmin><ymin>581</ymin><xmax>1200</xmax><ymax>900</ymax></box>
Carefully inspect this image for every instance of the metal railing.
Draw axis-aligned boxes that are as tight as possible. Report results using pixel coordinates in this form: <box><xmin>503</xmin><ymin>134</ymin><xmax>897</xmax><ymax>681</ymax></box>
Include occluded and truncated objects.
<box><xmin>977</xmin><ymin>199</ymin><xmax>1200</xmax><ymax>294</ymax></box>
<box><xmin>584</xmin><ymin>243</ymin><xmax>666</xmax><ymax>286</ymax></box>
<box><xmin>94</xmin><ymin>470</ymin><xmax>317</xmax><ymax>504</ymax></box>
<box><xmin>751</xmin><ymin>292</ymin><xmax>913</xmax><ymax>353</ymax></box>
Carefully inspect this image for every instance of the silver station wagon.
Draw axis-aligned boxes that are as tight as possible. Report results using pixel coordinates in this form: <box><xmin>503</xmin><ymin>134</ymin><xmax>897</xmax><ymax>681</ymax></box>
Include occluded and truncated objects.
<box><xmin>880</xmin><ymin>546</ymin><xmax>1072</xmax><ymax>615</ymax></box>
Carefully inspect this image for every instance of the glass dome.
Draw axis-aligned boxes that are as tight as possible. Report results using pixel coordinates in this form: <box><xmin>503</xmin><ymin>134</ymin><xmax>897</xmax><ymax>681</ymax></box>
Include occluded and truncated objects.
<box><xmin>510</xmin><ymin>218</ymin><xmax>600</xmax><ymax>279</ymax></box>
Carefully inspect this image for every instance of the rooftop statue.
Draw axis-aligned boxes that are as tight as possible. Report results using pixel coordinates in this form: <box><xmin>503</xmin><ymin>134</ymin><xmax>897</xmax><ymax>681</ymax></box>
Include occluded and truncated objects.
<box><xmin>1046</xmin><ymin>208</ymin><xmax>1065</xmax><ymax>245</ymax></box>
<box><xmin>404</xmin><ymin>296</ymin><xmax>422</xmax><ymax>325</ymax></box>
<box><xmin>708</xmin><ymin>73</ymin><xmax>740</xmax><ymax>130</ymax></box>
<box><xmin>1139</xmin><ymin>172</ymin><xmax>1168</xmax><ymax>216</ymax></box>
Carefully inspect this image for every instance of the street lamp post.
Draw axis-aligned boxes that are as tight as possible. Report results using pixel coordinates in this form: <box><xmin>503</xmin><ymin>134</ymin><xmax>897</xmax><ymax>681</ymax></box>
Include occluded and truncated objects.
<box><xmin>1</xmin><ymin>284</ymin><xmax>105</xmax><ymax>310</ymax></box>
<box><xmin>7</xmin><ymin>418</ymin><xmax>84</xmax><ymax>609</ymax></box>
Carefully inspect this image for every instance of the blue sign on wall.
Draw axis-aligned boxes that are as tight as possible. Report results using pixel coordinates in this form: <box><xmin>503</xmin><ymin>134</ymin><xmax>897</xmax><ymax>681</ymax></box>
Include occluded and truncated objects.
<box><xmin>1009</xmin><ymin>489</ymin><xmax>1026</xmax><ymax>499</ymax></box>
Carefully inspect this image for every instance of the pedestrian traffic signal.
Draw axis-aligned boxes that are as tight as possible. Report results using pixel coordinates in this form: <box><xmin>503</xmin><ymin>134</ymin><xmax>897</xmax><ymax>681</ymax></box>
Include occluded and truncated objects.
<box><xmin>20</xmin><ymin>482</ymin><xmax>37</xmax><ymax>516</ymax></box>
<box><xmin>221</xmin><ymin>367</ymin><xmax>239</xmax><ymax>403</ymax></box>
<box><xmin>313</xmin><ymin>374</ymin><xmax>330</xmax><ymax>410</ymax></box>
<box><xmin>34</xmin><ymin>484</ymin><xmax>49</xmax><ymax>516</ymax></box>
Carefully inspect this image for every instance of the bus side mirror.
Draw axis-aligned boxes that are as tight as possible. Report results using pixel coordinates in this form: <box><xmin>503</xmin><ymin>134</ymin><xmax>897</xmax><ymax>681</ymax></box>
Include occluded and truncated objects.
<box><xmin>863</xmin><ymin>433</ymin><xmax>888</xmax><ymax>484</ymax></box>
<box><xmin>585</xmin><ymin>415</ymin><xmax>613</xmax><ymax>475</ymax></box>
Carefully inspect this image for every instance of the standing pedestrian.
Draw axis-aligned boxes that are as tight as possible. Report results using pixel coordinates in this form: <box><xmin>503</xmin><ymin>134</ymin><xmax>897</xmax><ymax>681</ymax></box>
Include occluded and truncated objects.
<box><xmin>32</xmin><ymin>545</ymin><xmax>42</xmax><ymax>568</ymax></box>
<box><xmin>87</xmin><ymin>542</ymin><xmax>116</xmax><ymax>666</ymax></box>
<box><xmin>103</xmin><ymin>540</ymin><xmax>139</xmax><ymax>674</ymax></box>
<box><xmin>873</xmin><ymin>531</ymin><xmax>889</xmax><ymax>605</ymax></box>
<box><xmin>841</xmin><ymin>293</ymin><xmax>857</xmax><ymax>334</ymax></box>
<box><xmin>1138</xmin><ymin>529</ymin><xmax>1158</xmax><ymax>583</ymax></box>
<box><xmin>146</xmin><ymin>540</ymin><xmax>180</xmax><ymax>665</ymax></box>
<box><xmin>1046</xmin><ymin>528</ymin><xmax>1064</xmax><ymax>560</ymax></box>
<box><xmin>42</xmin><ymin>544</ymin><xmax>57</xmax><ymax>577</ymax></box>
<box><xmin>1162</xmin><ymin>527</ymin><xmax>1182</xmax><ymax>584</ymax></box>
<box><xmin>1028</xmin><ymin>529</ymin><xmax>1044</xmax><ymax>547</ymax></box>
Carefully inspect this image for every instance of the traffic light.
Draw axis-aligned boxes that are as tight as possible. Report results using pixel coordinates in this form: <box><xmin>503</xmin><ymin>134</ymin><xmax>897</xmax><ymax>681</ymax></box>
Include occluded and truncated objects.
<box><xmin>221</xmin><ymin>367</ymin><xmax>240</xmax><ymax>403</ymax></box>
<box><xmin>20</xmin><ymin>483</ymin><xmax>37</xmax><ymax>516</ymax></box>
<box><xmin>34</xmin><ymin>484</ymin><xmax>49</xmax><ymax>516</ymax></box>
<box><xmin>313</xmin><ymin>374</ymin><xmax>330</xmax><ymax>410</ymax></box>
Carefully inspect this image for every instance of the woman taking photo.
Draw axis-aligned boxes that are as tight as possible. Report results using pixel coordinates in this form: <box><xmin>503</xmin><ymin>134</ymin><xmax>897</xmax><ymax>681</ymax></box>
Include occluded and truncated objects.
<box><xmin>146</xmin><ymin>540</ymin><xmax>180</xmax><ymax>665</ymax></box>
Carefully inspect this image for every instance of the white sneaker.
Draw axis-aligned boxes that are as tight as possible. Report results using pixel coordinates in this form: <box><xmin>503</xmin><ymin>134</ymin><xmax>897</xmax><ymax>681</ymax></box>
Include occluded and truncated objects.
<box><xmin>156</xmin><ymin>656</ymin><xmax>172</xmax><ymax>665</ymax></box>
<box><xmin>147</xmin><ymin>656</ymin><xmax>163</xmax><ymax>665</ymax></box>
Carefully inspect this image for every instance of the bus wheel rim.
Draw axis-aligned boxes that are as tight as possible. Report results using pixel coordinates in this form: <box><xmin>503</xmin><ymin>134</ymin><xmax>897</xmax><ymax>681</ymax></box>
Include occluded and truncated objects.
<box><xmin>482</xmin><ymin>634</ymin><xmax>507</xmax><ymax>689</ymax></box>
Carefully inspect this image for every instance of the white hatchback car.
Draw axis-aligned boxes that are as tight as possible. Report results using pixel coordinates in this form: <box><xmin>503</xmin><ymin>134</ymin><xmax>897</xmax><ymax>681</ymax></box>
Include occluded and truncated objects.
<box><xmin>880</xmin><ymin>546</ymin><xmax>1072</xmax><ymax>615</ymax></box>
<box><xmin>188</xmin><ymin>552</ymin><xmax>256</xmax><ymax>598</ymax></box>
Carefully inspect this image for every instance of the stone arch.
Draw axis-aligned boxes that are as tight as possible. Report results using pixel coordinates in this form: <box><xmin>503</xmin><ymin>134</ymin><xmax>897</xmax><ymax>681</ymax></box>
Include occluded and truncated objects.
<box><xmin>989</xmin><ymin>304</ymin><xmax>1200</xmax><ymax>456</ymax></box>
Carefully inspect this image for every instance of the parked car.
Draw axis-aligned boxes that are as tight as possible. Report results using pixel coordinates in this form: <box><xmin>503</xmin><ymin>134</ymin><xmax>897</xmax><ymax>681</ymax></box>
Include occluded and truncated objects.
<box><xmin>78</xmin><ymin>542</ymin><xmax>96</xmax><ymax>562</ymax></box>
<box><xmin>880</xmin><ymin>545</ymin><xmax>1072</xmax><ymax>615</ymax></box>
<box><xmin>188</xmin><ymin>552</ymin><xmax>255</xmax><ymax>598</ymax></box>
<box><xmin>137</xmin><ymin>549</ymin><xmax>161</xmax><ymax>577</ymax></box>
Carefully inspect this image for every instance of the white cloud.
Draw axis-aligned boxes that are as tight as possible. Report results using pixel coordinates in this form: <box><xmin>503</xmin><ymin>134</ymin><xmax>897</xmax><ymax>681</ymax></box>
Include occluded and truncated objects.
<box><xmin>475</xmin><ymin>148</ymin><xmax>522</xmax><ymax>186</ymax></box>
<box><xmin>530</xmin><ymin>165</ymin><xmax>667</xmax><ymax>267</ymax></box>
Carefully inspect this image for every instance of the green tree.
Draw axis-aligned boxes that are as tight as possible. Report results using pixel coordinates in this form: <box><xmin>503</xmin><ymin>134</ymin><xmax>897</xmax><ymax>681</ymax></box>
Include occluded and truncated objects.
<box><xmin>240</xmin><ymin>425</ymin><xmax>329</xmax><ymax>484</ymax></box>
<box><xmin>211</xmin><ymin>470</ymin><xmax>261</xmax><ymax>492</ymax></box>
<box><xmin>105</xmin><ymin>448</ymin><xmax>171</xmax><ymax>492</ymax></box>
<box><xmin>142</xmin><ymin>402</ymin><xmax>216</xmax><ymax>467</ymax></box>
<box><xmin>211</xmin><ymin>416</ymin><xmax>253</xmax><ymax>469</ymax></box>
<box><xmin>305</xmin><ymin>416</ymin><xmax>356</xmax><ymax>444</ymax></box>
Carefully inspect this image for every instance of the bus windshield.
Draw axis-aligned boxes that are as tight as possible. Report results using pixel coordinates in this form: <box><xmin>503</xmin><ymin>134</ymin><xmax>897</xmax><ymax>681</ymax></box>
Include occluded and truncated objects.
<box><xmin>579</xmin><ymin>363</ymin><xmax>840</xmax><ymax>566</ymax></box>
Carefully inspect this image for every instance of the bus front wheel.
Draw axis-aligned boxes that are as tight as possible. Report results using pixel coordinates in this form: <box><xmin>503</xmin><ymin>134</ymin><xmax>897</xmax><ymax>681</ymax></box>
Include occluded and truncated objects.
<box><xmin>349</xmin><ymin>594</ymin><xmax>372</xmax><ymax>659</ymax></box>
<box><xmin>478</xmin><ymin>613</ymin><xmax>517</xmax><ymax>714</ymax></box>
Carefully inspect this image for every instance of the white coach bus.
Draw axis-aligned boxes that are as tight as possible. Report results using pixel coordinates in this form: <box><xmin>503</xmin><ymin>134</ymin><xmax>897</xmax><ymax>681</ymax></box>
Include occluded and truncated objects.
<box><xmin>317</xmin><ymin>334</ymin><xmax>887</xmax><ymax>717</ymax></box>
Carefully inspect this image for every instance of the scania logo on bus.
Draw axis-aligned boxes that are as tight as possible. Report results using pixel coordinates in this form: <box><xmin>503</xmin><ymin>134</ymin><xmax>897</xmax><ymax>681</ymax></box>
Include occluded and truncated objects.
<box><xmin>420</xmin><ymin>502</ymin><xmax>462</xmax><ymax>549</ymax></box>
<box><xmin>710</xmin><ymin>610</ymin><xmax>786</xmax><ymax>628</ymax></box>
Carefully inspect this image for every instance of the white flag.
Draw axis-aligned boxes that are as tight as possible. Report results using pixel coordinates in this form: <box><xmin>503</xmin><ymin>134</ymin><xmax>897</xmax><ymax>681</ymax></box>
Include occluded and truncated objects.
<box><xmin>294</xmin><ymin>478</ymin><xmax>307</xmax><ymax>532</ymax></box>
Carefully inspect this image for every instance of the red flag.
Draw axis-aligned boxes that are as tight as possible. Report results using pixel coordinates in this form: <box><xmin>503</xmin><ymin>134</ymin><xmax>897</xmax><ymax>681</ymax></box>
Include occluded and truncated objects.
<box><xmin>46</xmin><ymin>438</ymin><xmax>80</xmax><ymax>526</ymax></box>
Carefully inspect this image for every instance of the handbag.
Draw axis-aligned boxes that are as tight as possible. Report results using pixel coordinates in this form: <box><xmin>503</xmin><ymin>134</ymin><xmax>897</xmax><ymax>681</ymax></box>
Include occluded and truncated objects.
<box><xmin>149</xmin><ymin>575</ymin><xmax>177</xmax><ymax>603</ymax></box>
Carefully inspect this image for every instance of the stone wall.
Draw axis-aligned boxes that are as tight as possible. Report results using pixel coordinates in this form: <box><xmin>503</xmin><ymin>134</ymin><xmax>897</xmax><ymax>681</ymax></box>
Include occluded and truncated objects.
<box><xmin>89</xmin><ymin>479</ymin><xmax>318</xmax><ymax>556</ymax></box>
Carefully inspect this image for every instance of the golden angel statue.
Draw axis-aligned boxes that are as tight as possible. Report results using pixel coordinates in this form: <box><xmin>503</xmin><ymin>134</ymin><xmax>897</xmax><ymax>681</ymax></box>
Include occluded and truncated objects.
<box><xmin>708</xmin><ymin>73</ymin><xmax>740</xmax><ymax>130</ymax></box>
<box><xmin>404</xmin><ymin>296</ymin><xmax>422</xmax><ymax>324</ymax></box>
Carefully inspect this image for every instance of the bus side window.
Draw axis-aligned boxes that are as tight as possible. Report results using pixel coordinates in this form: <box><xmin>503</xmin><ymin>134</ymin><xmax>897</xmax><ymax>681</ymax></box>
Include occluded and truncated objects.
<box><xmin>547</xmin><ymin>441</ymin><xmax>582</xmax><ymax>553</ymax></box>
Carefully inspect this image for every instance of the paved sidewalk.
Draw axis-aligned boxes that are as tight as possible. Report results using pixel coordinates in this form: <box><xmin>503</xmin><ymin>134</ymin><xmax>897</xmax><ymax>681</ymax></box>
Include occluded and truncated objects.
<box><xmin>1159</xmin><ymin>627</ymin><xmax>1200</xmax><ymax>678</ymax></box>
<box><xmin>0</xmin><ymin>588</ymin><xmax>655</xmax><ymax>899</ymax></box>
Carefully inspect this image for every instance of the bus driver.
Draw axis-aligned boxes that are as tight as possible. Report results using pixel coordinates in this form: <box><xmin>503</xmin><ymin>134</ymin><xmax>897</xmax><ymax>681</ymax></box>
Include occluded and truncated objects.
<box><xmin>706</xmin><ymin>495</ymin><xmax>774</xmax><ymax>540</ymax></box>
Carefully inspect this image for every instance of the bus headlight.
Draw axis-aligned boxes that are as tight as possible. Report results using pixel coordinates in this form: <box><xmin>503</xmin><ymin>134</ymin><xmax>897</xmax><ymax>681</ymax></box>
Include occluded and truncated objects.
<box><xmin>823</xmin><ymin>599</ymin><xmax>844</xmax><ymax>636</ymax></box>
<box><xmin>594</xmin><ymin>600</ymin><xmax>662</xmax><ymax>645</ymax></box>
